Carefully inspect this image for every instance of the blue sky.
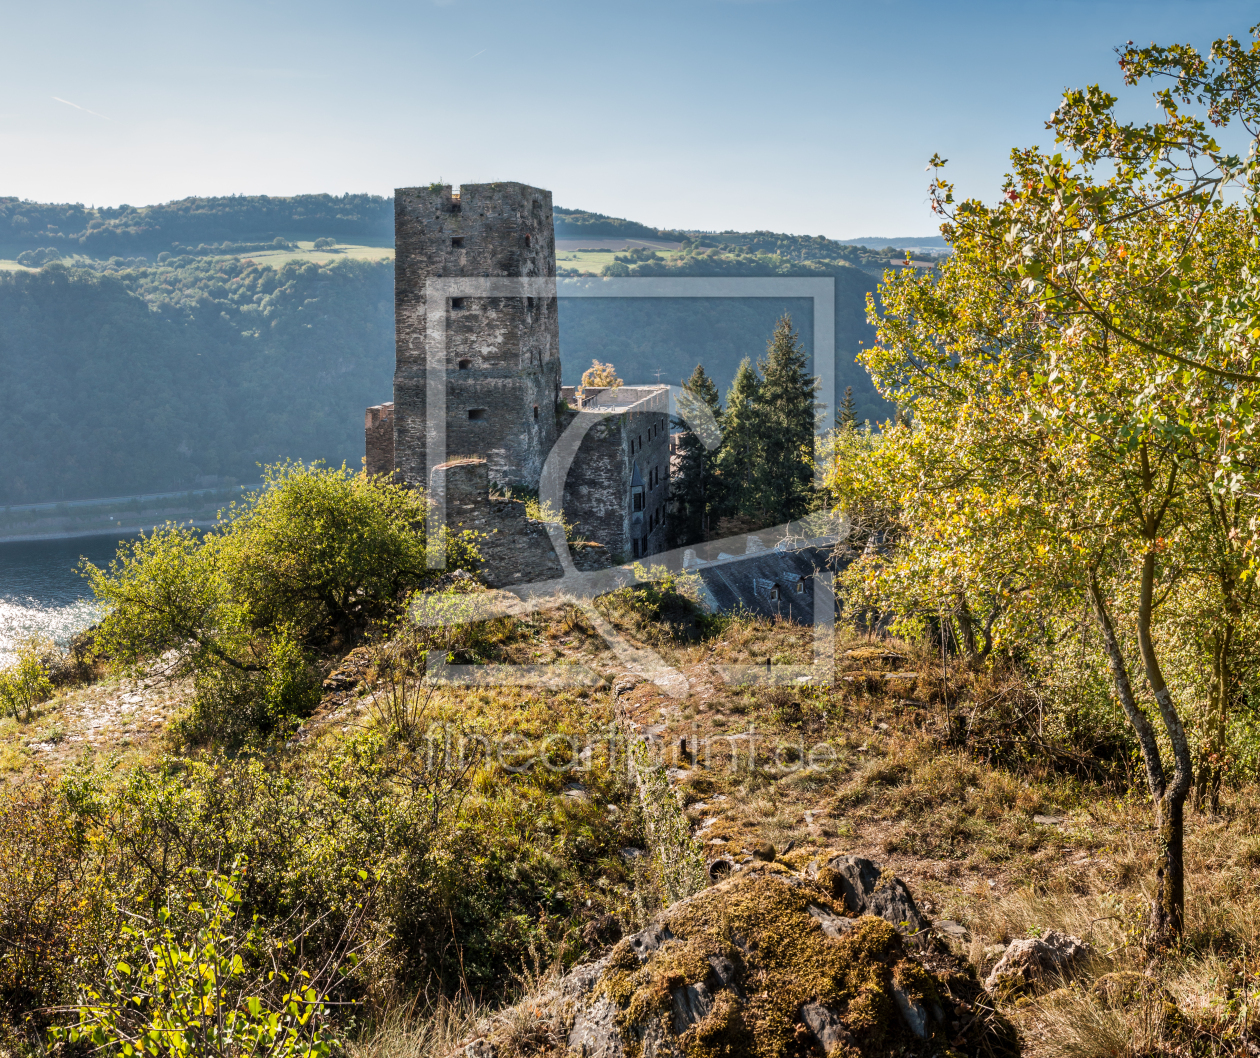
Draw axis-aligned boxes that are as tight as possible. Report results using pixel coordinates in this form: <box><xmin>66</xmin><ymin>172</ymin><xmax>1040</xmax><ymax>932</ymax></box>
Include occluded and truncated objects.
<box><xmin>1</xmin><ymin>0</ymin><xmax>1255</xmax><ymax>238</ymax></box>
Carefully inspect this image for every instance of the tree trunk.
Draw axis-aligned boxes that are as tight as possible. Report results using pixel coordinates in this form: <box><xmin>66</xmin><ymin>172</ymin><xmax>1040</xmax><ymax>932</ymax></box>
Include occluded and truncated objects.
<box><xmin>1087</xmin><ymin>569</ymin><xmax>1187</xmax><ymax>942</ymax></box>
<box><xmin>1134</xmin><ymin>550</ymin><xmax>1193</xmax><ymax>941</ymax></box>
<box><xmin>1152</xmin><ymin>789</ymin><xmax>1185</xmax><ymax>941</ymax></box>
<box><xmin>955</xmin><ymin>598</ymin><xmax>979</xmax><ymax>658</ymax></box>
<box><xmin>1193</xmin><ymin>628</ymin><xmax>1229</xmax><ymax>814</ymax></box>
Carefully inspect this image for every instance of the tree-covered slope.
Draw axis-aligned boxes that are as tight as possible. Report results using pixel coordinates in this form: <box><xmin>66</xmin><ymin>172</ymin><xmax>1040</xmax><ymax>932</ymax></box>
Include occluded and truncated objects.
<box><xmin>559</xmin><ymin>253</ymin><xmax>887</xmax><ymax>425</ymax></box>
<box><xmin>0</xmin><ymin>193</ymin><xmax>899</xmax><ymax>506</ymax></box>
<box><xmin>0</xmin><ymin>259</ymin><xmax>393</xmax><ymax>505</ymax></box>
<box><xmin>0</xmin><ymin>194</ymin><xmax>393</xmax><ymax>260</ymax></box>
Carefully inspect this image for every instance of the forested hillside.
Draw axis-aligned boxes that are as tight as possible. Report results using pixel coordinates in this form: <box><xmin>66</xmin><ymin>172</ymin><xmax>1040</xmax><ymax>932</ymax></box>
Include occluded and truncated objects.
<box><xmin>559</xmin><ymin>256</ymin><xmax>884</xmax><ymax>425</ymax></box>
<box><xmin>0</xmin><ymin>194</ymin><xmax>393</xmax><ymax>260</ymax></box>
<box><xmin>0</xmin><ymin>259</ymin><xmax>394</xmax><ymax>505</ymax></box>
<box><xmin>0</xmin><ymin>192</ymin><xmax>894</xmax><ymax>505</ymax></box>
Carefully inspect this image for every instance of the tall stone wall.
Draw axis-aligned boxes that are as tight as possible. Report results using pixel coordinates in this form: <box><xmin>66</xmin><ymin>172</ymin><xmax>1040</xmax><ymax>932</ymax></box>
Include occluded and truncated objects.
<box><xmin>561</xmin><ymin>389</ymin><xmax>671</xmax><ymax>561</ymax></box>
<box><xmin>364</xmin><ymin>403</ymin><xmax>394</xmax><ymax>477</ymax></box>
<box><xmin>393</xmin><ymin>182</ymin><xmax>561</xmax><ymax>491</ymax></box>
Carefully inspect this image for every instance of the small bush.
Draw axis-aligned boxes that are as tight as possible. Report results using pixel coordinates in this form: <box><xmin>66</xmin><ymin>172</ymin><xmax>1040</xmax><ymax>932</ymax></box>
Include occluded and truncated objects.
<box><xmin>0</xmin><ymin>640</ymin><xmax>54</xmax><ymax>721</ymax></box>
<box><xmin>50</xmin><ymin>862</ymin><xmax>356</xmax><ymax>1058</ymax></box>
<box><xmin>175</xmin><ymin>627</ymin><xmax>320</xmax><ymax>748</ymax></box>
<box><xmin>0</xmin><ymin>780</ymin><xmax>108</xmax><ymax>1034</ymax></box>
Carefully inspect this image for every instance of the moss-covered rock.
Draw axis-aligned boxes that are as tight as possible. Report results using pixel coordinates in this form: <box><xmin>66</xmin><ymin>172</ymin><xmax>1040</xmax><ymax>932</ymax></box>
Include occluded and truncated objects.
<box><xmin>464</xmin><ymin>861</ymin><xmax>1018</xmax><ymax>1057</ymax></box>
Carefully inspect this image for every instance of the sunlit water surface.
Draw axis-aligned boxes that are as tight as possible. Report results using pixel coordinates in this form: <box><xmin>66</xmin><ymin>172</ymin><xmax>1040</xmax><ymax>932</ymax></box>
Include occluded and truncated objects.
<box><xmin>0</xmin><ymin>534</ymin><xmax>138</xmax><ymax>667</ymax></box>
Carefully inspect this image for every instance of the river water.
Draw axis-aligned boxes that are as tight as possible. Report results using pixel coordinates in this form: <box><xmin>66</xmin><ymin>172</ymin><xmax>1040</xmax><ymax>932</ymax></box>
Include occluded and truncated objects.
<box><xmin>0</xmin><ymin>533</ymin><xmax>137</xmax><ymax>667</ymax></box>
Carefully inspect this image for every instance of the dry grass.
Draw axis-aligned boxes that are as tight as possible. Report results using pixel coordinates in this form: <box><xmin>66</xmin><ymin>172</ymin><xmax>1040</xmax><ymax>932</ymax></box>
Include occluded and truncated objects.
<box><xmin>348</xmin><ymin>996</ymin><xmax>483</xmax><ymax>1058</ymax></box>
<box><xmin>591</xmin><ymin>613</ymin><xmax>1260</xmax><ymax>1055</ymax></box>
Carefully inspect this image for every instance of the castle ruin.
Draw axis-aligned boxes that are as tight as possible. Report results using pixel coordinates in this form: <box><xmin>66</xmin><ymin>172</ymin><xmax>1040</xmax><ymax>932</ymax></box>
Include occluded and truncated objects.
<box><xmin>368</xmin><ymin>181</ymin><xmax>670</xmax><ymax>584</ymax></box>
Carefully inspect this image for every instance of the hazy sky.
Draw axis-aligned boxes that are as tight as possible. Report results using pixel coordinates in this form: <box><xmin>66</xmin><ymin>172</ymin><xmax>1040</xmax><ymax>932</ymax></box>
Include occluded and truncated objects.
<box><xmin>1</xmin><ymin>0</ymin><xmax>1254</xmax><ymax>238</ymax></box>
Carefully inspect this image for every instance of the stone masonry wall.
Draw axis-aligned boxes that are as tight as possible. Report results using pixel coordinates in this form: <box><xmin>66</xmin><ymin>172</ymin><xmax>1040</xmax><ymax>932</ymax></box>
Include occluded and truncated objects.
<box><xmin>432</xmin><ymin>457</ymin><xmax>613</xmax><ymax>588</ymax></box>
<box><xmin>561</xmin><ymin>389</ymin><xmax>671</xmax><ymax>561</ymax></box>
<box><xmin>364</xmin><ymin>403</ymin><xmax>394</xmax><ymax>477</ymax></box>
<box><xmin>394</xmin><ymin>183</ymin><xmax>561</xmax><ymax>491</ymax></box>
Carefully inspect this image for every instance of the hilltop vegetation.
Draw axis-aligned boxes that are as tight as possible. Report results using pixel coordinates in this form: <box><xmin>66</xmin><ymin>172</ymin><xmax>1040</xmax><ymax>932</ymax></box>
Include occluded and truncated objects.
<box><xmin>0</xmin><ymin>193</ymin><xmax>393</xmax><ymax>260</ymax></box>
<box><xmin>9</xmin><ymin>20</ymin><xmax>1260</xmax><ymax>1058</ymax></box>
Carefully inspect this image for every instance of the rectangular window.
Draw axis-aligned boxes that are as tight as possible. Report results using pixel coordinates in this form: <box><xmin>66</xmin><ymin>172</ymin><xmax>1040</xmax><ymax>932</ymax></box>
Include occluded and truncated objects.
<box><xmin>451</xmin><ymin>237</ymin><xmax>464</xmax><ymax>248</ymax></box>
<box><xmin>468</xmin><ymin>408</ymin><xmax>488</xmax><ymax>421</ymax></box>
<box><xmin>451</xmin><ymin>297</ymin><xmax>466</xmax><ymax>309</ymax></box>
<box><xmin>633</xmin><ymin>539</ymin><xmax>640</xmax><ymax>558</ymax></box>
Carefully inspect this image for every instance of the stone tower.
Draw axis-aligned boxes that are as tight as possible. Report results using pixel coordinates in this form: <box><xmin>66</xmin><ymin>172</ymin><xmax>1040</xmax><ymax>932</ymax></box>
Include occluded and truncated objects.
<box><xmin>393</xmin><ymin>182</ymin><xmax>561</xmax><ymax>491</ymax></box>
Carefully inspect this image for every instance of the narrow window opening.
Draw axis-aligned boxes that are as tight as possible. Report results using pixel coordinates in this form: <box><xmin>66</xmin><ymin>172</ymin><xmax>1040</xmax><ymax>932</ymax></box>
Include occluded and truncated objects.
<box><xmin>632</xmin><ymin>487</ymin><xmax>645</xmax><ymax>512</ymax></box>
<box><xmin>527</xmin><ymin>296</ymin><xmax>535</xmax><ymax>312</ymax></box>
<box><xmin>457</xmin><ymin>358</ymin><xmax>472</xmax><ymax>370</ymax></box>
<box><xmin>468</xmin><ymin>408</ymin><xmax>488</xmax><ymax>421</ymax></box>
<box><xmin>770</xmin><ymin>586</ymin><xmax>779</xmax><ymax>601</ymax></box>
<box><xmin>632</xmin><ymin>539</ymin><xmax>640</xmax><ymax>558</ymax></box>
<box><xmin>525</xmin><ymin>234</ymin><xmax>532</xmax><ymax>247</ymax></box>
<box><xmin>795</xmin><ymin>579</ymin><xmax>805</xmax><ymax>593</ymax></box>
<box><xmin>451</xmin><ymin>297</ymin><xmax>466</xmax><ymax>309</ymax></box>
<box><xmin>533</xmin><ymin>405</ymin><xmax>539</xmax><ymax>420</ymax></box>
<box><xmin>451</xmin><ymin>236</ymin><xmax>464</xmax><ymax>248</ymax></box>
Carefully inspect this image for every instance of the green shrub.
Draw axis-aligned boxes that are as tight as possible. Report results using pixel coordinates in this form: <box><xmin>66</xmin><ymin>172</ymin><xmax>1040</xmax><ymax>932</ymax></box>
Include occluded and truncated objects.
<box><xmin>84</xmin><ymin>462</ymin><xmax>479</xmax><ymax>744</ymax></box>
<box><xmin>174</xmin><ymin>627</ymin><xmax>321</xmax><ymax>748</ymax></box>
<box><xmin>0</xmin><ymin>640</ymin><xmax>54</xmax><ymax>721</ymax></box>
<box><xmin>0</xmin><ymin>779</ymin><xmax>108</xmax><ymax>1036</ymax></box>
<box><xmin>50</xmin><ymin>862</ymin><xmax>352</xmax><ymax>1058</ymax></box>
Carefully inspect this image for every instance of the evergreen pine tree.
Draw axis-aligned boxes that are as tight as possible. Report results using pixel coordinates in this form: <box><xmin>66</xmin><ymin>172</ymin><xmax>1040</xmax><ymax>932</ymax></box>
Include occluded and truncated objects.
<box><xmin>756</xmin><ymin>314</ymin><xmax>821</xmax><ymax>523</ymax></box>
<box><xmin>669</xmin><ymin>364</ymin><xmax>723</xmax><ymax>546</ymax></box>
<box><xmin>839</xmin><ymin>385</ymin><xmax>857</xmax><ymax>429</ymax></box>
<box><xmin>713</xmin><ymin>357</ymin><xmax>764</xmax><ymax>527</ymax></box>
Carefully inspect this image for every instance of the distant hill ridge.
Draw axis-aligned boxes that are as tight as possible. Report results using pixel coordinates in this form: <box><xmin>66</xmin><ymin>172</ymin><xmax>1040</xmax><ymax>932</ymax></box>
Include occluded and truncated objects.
<box><xmin>0</xmin><ymin>192</ymin><xmax>941</xmax><ymax>262</ymax></box>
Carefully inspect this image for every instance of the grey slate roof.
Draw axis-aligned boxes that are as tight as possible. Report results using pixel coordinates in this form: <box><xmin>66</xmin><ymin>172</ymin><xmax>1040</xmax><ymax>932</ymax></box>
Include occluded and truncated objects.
<box><xmin>693</xmin><ymin>544</ymin><xmax>841</xmax><ymax>625</ymax></box>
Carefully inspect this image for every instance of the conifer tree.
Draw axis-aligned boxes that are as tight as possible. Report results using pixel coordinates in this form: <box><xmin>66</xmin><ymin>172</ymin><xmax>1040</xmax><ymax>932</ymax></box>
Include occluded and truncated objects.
<box><xmin>839</xmin><ymin>385</ymin><xmax>857</xmax><ymax>429</ymax></box>
<box><xmin>756</xmin><ymin>314</ymin><xmax>821</xmax><ymax>523</ymax></box>
<box><xmin>669</xmin><ymin>364</ymin><xmax>723</xmax><ymax>546</ymax></box>
<box><xmin>713</xmin><ymin>357</ymin><xmax>764</xmax><ymax>526</ymax></box>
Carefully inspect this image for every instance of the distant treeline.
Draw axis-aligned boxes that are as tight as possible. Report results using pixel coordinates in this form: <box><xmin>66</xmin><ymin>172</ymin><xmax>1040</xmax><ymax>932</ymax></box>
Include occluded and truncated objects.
<box><xmin>0</xmin><ymin>194</ymin><xmax>392</xmax><ymax>259</ymax></box>
<box><xmin>552</xmin><ymin>206</ymin><xmax>685</xmax><ymax>243</ymax></box>
<box><xmin>559</xmin><ymin>251</ymin><xmax>888</xmax><ymax>427</ymax></box>
<box><xmin>0</xmin><ymin>192</ymin><xmax>926</xmax><ymax>266</ymax></box>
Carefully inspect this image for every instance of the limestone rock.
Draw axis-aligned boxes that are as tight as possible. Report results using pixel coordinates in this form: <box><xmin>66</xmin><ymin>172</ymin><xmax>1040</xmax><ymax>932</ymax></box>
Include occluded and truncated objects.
<box><xmin>797</xmin><ymin>1001</ymin><xmax>853</xmax><ymax>1051</ymax></box>
<box><xmin>822</xmin><ymin>855</ymin><xmax>931</xmax><ymax>940</ymax></box>
<box><xmin>984</xmin><ymin>930</ymin><xmax>1091</xmax><ymax>993</ymax></box>
<box><xmin>473</xmin><ymin>863</ymin><xmax>1016</xmax><ymax>1058</ymax></box>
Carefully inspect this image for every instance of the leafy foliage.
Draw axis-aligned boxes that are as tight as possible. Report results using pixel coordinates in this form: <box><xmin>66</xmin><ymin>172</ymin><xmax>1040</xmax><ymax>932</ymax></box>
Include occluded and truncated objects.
<box><xmin>50</xmin><ymin>863</ymin><xmax>353</xmax><ymax>1058</ymax></box>
<box><xmin>829</xmin><ymin>21</ymin><xmax>1260</xmax><ymax>942</ymax></box>
<box><xmin>578</xmin><ymin>359</ymin><xmax>622</xmax><ymax>389</ymax></box>
<box><xmin>85</xmin><ymin>462</ymin><xmax>477</xmax><ymax>745</ymax></box>
<box><xmin>0</xmin><ymin>639</ymin><xmax>53</xmax><ymax>720</ymax></box>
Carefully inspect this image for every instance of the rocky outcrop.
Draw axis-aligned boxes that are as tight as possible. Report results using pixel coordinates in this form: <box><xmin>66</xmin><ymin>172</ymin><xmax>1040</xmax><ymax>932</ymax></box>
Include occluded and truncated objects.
<box><xmin>814</xmin><ymin>855</ymin><xmax>931</xmax><ymax>942</ymax></box>
<box><xmin>985</xmin><ymin>930</ymin><xmax>1091</xmax><ymax>994</ymax></box>
<box><xmin>457</xmin><ymin>859</ymin><xmax>1017</xmax><ymax>1057</ymax></box>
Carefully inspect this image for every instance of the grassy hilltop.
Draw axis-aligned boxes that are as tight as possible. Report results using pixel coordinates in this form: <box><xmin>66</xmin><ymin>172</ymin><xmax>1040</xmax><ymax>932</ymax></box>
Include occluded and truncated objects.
<box><xmin>0</xmin><ymin>462</ymin><xmax>1255</xmax><ymax>1057</ymax></box>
